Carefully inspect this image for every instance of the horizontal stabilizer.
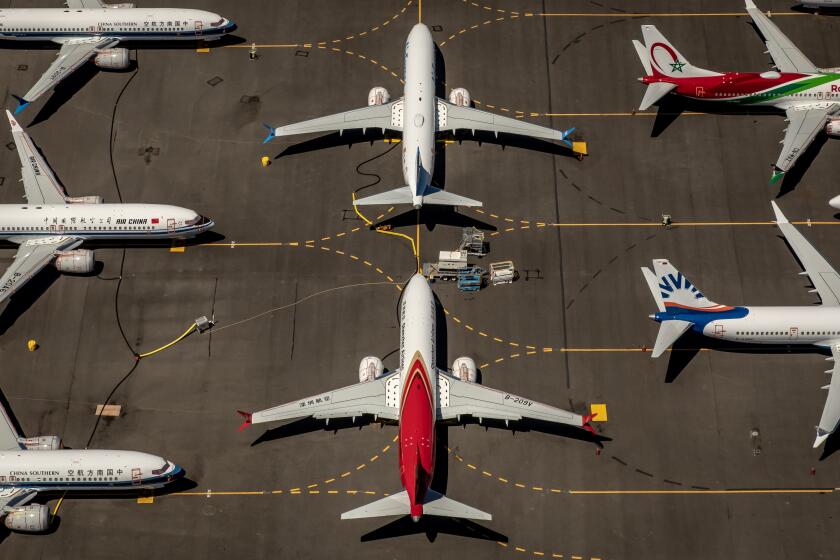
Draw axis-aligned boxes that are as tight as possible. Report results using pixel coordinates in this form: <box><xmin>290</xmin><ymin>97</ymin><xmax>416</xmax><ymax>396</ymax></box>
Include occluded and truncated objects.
<box><xmin>422</xmin><ymin>187</ymin><xmax>482</xmax><ymax>207</ymax></box>
<box><xmin>340</xmin><ymin>489</ymin><xmax>491</xmax><ymax>520</ymax></box>
<box><xmin>640</xmin><ymin>82</ymin><xmax>676</xmax><ymax>111</ymax></box>
<box><xmin>652</xmin><ymin>320</ymin><xmax>692</xmax><ymax>358</ymax></box>
<box><xmin>354</xmin><ymin>186</ymin><xmax>413</xmax><ymax>206</ymax></box>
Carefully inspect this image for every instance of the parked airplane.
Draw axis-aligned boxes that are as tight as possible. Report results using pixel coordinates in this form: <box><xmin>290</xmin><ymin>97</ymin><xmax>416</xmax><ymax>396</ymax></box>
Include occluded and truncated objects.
<box><xmin>830</xmin><ymin>195</ymin><xmax>840</xmax><ymax>210</ymax></box>
<box><xmin>799</xmin><ymin>1</ymin><xmax>840</xmax><ymax>9</ymax></box>
<box><xmin>238</xmin><ymin>273</ymin><xmax>596</xmax><ymax>522</ymax></box>
<box><xmin>263</xmin><ymin>23</ymin><xmax>579</xmax><ymax>208</ymax></box>
<box><xmin>642</xmin><ymin>202</ymin><xmax>840</xmax><ymax>448</ymax></box>
<box><xmin>633</xmin><ymin>0</ymin><xmax>840</xmax><ymax>184</ymax></box>
<box><xmin>0</xmin><ymin>110</ymin><xmax>214</xmax><ymax>307</ymax></box>
<box><xmin>0</xmin><ymin>398</ymin><xmax>184</xmax><ymax>533</ymax></box>
<box><xmin>0</xmin><ymin>0</ymin><xmax>235</xmax><ymax>113</ymax></box>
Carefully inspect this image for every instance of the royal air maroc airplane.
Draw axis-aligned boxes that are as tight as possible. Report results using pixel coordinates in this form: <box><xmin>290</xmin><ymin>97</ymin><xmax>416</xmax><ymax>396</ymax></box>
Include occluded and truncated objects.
<box><xmin>0</xmin><ymin>0</ymin><xmax>235</xmax><ymax>113</ymax></box>
<box><xmin>237</xmin><ymin>273</ymin><xmax>596</xmax><ymax>522</ymax></box>
<box><xmin>263</xmin><ymin>23</ymin><xmax>579</xmax><ymax>209</ymax></box>
<box><xmin>0</xmin><ymin>110</ymin><xmax>214</xmax><ymax>307</ymax></box>
<box><xmin>643</xmin><ymin>202</ymin><xmax>840</xmax><ymax>448</ymax></box>
<box><xmin>0</xmin><ymin>397</ymin><xmax>184</xmax><ymax>533</ymax></box>
<box><xmin>633</xmin><ymin>0</ymin><xmax>840</xmax><ymax>184</ymax></box>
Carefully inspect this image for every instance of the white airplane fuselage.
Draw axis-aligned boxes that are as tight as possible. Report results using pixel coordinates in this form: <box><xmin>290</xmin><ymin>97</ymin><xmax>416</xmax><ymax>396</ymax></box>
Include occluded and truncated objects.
<box><xmin>0</xmin><ymin>449</ymin><xmax>183</xmax><ymax>492</ymax></box>
<box><xmin>0</xmin><ymin>8</ymin><xmax>235</xmax><ymax>42</ymax></box>
<box><xmin>401</xmin><ymin>24</ymin><xmax>437</xmax><ymax>208</ymax></box>
<box><xmin>0</xmin><ymin>203</ymin><xmax>213</xmax><ymax>241</ymax></box>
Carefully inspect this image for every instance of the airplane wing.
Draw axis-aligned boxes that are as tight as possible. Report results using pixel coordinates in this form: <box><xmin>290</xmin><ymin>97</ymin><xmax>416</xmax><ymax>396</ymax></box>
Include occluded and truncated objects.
<box><xmin>15</xmin><ymin>37</ymin><xmax>119</xmax><ymax>111</ymax></box>
<box><xmin>436</xmin><ymin>99</ymin><xmax>574</xmax><ymax>146</ymax></box>
<box><xmin>771</xmin><ymin>201</ymin><xmax>840</xmax><ymax>306</ymax></box>
<box><xmin>0</xmin><ymin>397</ymin><xmax>24</xmax><ymax>451</ymax></box>
<box><xmin>771</xmin><ymin>106</ymin><xmax>834</xmax><ymax>179</ymax></box>
<box><xmin>265</xmin><ymin>99</ymin><xmax>403</xmax><ymax>142</ymax></box>
<box><xmin>66</xmin><ymin>0</ymin><xmax>107</xmax><ymax>7</ymax></box>
<box><xmin>744</xmin><ymin>0</ymin><xmax>818</xmax><ymax>73</ymax></box>
<box><xmin>813</xmin><ymin>344</ymin><xmax>840</xmax><ymax>447</ymax></box>
<box><xmin>6</xmin><ymin>111</ymin><xmax>69</xmax><ymax>205</ymax></box>
<box><xmin>242</xmin><ymin>372</ymin><xmax>401</xmax><ymax>427</ymax></box>
<box><xmin>437</xmin><ymin>372</ymin><xmax>590</xmax><ymax>428</ymax></box>
<box><xmin>0</xmin><ymin>488</ymin><xmax>39</xmax><ymax>514</ymax></box>
<box><xmin>0</xmin><ymin>237</ymin><xmax>83</xmax><ymax>306</ymax></box>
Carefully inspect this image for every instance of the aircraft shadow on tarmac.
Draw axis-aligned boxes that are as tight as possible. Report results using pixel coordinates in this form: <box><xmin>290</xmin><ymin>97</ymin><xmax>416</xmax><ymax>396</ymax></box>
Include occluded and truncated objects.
<box><xmin>373</xmin><ymin>205</ymin><xmax>497</xmax><ymax>232</ymax></box>
<box><xmin>359</xmin><ymin>514</ymin><xmax>508</xmax><ymax>543</ymax></box>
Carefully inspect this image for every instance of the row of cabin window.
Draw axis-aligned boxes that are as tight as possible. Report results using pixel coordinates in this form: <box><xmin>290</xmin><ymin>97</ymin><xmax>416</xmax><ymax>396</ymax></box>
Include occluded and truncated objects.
<box><xmin>4</xmin><ymin>25</ymin><xmax>188</xmax><ymax>32</ymax></box>
<box><xmin>736</xmin><ymin>331</ymin><xmax>840</xmax><ymax>336</ymax></box>
<box><xmin>0</xmin><ymin>225</ymin><xmax>158</xmax><ymax>231</ymax></box>
<box><xmin>716</xmin><ymin>92</ymin><xmax>840</xmax><ymax>99</ymax></box>
<box><xmin>5</xmin><ymin>476</ymin><xmax>121</xmax><ymax>482</ymax></box>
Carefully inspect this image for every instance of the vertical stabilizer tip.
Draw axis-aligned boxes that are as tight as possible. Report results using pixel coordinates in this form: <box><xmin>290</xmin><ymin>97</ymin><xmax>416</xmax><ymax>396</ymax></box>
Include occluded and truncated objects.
<box><xmin>236</xmin><ymin>410</ymin><xmax>253</xmax><ymax>431</ymax></box>
<box><xmin>769</xmin><ymin>169</ymin><xmax>785</xmax><ymax>185</ymax></box>
<box><xmin>12</xmin><ymin>95</ymin><xmax>29</xmax><ymax>115</ymax></box>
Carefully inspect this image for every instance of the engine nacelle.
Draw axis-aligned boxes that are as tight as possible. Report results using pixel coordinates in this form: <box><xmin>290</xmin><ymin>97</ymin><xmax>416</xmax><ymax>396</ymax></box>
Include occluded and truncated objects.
<box><xmin>452</xmin><ymin>357</ymin><xmax>478</xmax><ymax>383</ymax></box>
<box><xmin>448</xmin><ymin>88</ymin><xmax>471</xmax><ymax>107</ymax></box>
<box><xmin>94</xmin><ymin>48</ymin><xmax>130</xmax><ymax>70</ymax></box>
<box><xmin>65</xmin><ymin>195</ymin><xmax>103</xmax><ymax>204</ymax></box>
<box><xmin>4</xmin><ymin>505</ymin><xmax>50</xmax><ymax>533</ymax></box>
<box><xmin>19</xmin><ymin>435</ymin><xmax>61</xmax><ymax>450</ymax></box>
<box><xmin>54</xmin><ymin>250</ymin><xmax>95</xmax><ymax>274</ymax></box>
<box><xmin>358</xmin><ymin>356</ymin><xmax>385</xmax><ymax>383</ymax></box>
<box><xmin>105</xmin><ymin>2</ymin><xmax>136</xmax><ymax>7</ymax></box>
<box><xmin>826</xmin><ymin>119</ymin><xmax>840</xmax><ymax>137</ymax></box>
<box><xmin>368</xmin><ymin>87</ymin><xmax>391</xmax><ymax>106</ymax></box>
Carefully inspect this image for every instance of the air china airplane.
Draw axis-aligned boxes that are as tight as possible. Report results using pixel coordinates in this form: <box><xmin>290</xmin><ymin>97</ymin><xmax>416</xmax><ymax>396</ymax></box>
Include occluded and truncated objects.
<box><xmin>0</xmin><ymin>399</ymin><xmax>183</xmax><ymax>533</ymax></box>
<box><xmin>643</xmin><ymin>202</ymin><xmax>840</xmax><ymax>448</ymax></box>
<box><xmin>238</xmin><ymin>274</ymin><xmax>596</xmax><ymax>522</ymax></box>
<box><xmin>263</xmin><ymin>23</ymin><xmax>580</xmax><ymax>209</ymax></box>
<box><xmin>0</xmin><ymin>0</ymin><xmax>235</xmax><ymax>113</ymax></box>
<box><xmin>633</xmin><ymin>0</ymin><xmax>840</xmax><ymax>184</ymax></box>
<box><xmin>0</xmin><ymin>110</ymin><xmax>214</xmax><ymax>307</ymax></box>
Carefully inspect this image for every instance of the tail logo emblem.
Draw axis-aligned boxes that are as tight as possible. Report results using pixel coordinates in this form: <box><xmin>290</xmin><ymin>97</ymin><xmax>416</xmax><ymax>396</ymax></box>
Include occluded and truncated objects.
<box><xmin>670</xmin><ymin>61</ymin><xmax>686</xmax><ymax>73</ymax></box>
<box><xmin>658</xmin><ymin>272</ymin><xmax>703</xmax><ymax>301</ymax></box>
<box><xmin>649</xmin><ymin>42</ymin><xmax>682</xmax><ymax>74</ymax></box>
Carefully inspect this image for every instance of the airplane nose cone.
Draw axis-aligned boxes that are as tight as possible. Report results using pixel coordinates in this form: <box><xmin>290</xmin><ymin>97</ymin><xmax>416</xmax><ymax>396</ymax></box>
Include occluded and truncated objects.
<box><xmin>829</xmin><ymin>195</ymin><xmax>840</xmax><ymax>211</ymax></box>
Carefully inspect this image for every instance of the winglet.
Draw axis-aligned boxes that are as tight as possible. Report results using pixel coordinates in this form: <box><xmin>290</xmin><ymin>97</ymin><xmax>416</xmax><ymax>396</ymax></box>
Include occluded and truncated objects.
<box><xmin>769</xmin><ymin>169</ymin><xmax>785</xmax><ymax>185</ymax></box>
<box><xmin>261</xmin><ymin>124</ymin><xmax>276</xmax><ymax>144</ymax></box>
<box><xmin>770</xmin><ymin>200</ymin><xmax>788</xmax><ymax>224</ymax></box>
<box><xmin>744</xmin><ymin>0</ymin><xmax>757</xmax><ymax>10</ymax></box>
<box><xmin>236</xmin><ymin>410</ymin><xmax>253</xmax><ymax>431</ymax></box>
<box><xmin>814</xmin><ymin>428</ymin><xmax>831</xmax><ymax>448</ymax></box>
<box><xmin>581</xmin><ymin>412</ymin><xmax>597</xmax><ymax>433</ymax></box>
<box><xmin>561</xmin><ymin>127</ymin><xmax>575</xmax><ymax>147</ymax></box>
<box><xmin>11</xmin><ymin>95</ymin><xmax>30</xmax><ymax>115</ymax></box>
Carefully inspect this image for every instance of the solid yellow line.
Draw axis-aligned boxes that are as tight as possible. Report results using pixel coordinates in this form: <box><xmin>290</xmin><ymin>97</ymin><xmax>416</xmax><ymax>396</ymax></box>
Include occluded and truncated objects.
<box><xmin>542</xmin><ymin>112</ymin><xmax>705</xmax><ymax>117</ymax></box>
<box><xmin>569</xmin><ymin>489</ymin><xmax>833</xmax><ymax>495</ymax></box>
<box><xmin>537</xmin><ymin>11</ymin><xmax>807</xmax><ymax>17</ymax></box>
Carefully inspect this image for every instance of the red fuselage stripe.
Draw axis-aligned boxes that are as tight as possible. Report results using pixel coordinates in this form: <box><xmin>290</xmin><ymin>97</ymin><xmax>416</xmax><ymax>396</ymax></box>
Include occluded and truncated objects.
<box><xmin>398</xmin><ymin>356</ymin><xmax>435</xmax><ymax>517</ymax></box>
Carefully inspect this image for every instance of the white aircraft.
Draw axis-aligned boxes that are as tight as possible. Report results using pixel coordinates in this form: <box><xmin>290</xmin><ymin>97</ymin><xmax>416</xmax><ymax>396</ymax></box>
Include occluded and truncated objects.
<box><xmin>0</xmin><ymin>110</ymin><xmax>214</xmax><ymax>307</ymax></box>
<box><xmin>0</xmin><ymin>397</ymin><xmax>183</xmax><ymax>533</ymax></box>
<box><xmin>643</xmin><ymin>202</ymin><xmax>840</xmax><ymax>448</ymax></box>
<box><xmin>0</xmin><ymin>0</ymin><xmax>235</xmax><ymax>113</ymax></box>
<box><xmin>238</xmin><ymin>273</ymin><xmax>596</xmax><ymax>522</ymax></box>
<box><xmin>633</xmin><ymin>0</ymin><xmax>840</xmax><ymax>184</ymax></box>
<box><xmin>799</xmin><ymin>1</ymin><xmax>840</xmax><ymax>9</ymax></box>
<box><xmin>829</xmin><ymin>195</ymin><xmax>840</xmax><ymax>210</ymax></box>
<box><xmin>263</xmin><ymin>23</ymin><xmax>578</xmax><ymax>209</ymax></box>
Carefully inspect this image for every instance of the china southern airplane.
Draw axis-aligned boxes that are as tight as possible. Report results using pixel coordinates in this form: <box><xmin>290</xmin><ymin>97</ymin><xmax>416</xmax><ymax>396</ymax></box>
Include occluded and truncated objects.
<box><xmin>0</xmin><ymin>110</ymin><xmax>214</xmax><ymax>307</ymax></box>
<box><xmin>643</xmin><ymin>202</ymin><xmax>840</xmax><ymax>448</ymax></box>
<box><xmin>263</xmin><ymin>23</ymin><xmax>579</xmax><ymax>208</ymax></box>
<box><xmin>633</xmin><ymin>0</ymin><xmax>840</xmax><ymax>184</ymax></box>
<box><xmin>238</xmin><ymin>274</ymin><xmax>596</xmax><ymax>522</ymax></box>
<box><xmin>0</xmin><ymin>397</ymin><xmax>183</xmax><ymax>533</ymax></box>
<box><xmin>0</xmin><ymin>0</ymin><xmax>235</xmax><ymax>113</ymax></box>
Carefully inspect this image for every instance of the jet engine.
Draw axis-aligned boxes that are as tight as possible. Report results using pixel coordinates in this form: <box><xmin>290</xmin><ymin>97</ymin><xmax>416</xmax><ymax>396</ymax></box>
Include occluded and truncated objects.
<box><xmin>94</xmin><ymin>48</ymin><xmax>130</xmax><ymax>70</ymax></box>
<box><xmin>826</xmin><ymin>119</ymin><xmax>840</xmax><ymax>137</ymax></box>
<box><xmin>452</xmin><ymin>357</ymin><xmax>478</xmax><ymax>383</ymax></box>
<box><xmin>448</xmin><ymin>88</ymin><xmax>471</xmax><ymax>107</ymax></box>
<box><xmin>19</xmin><ymin>435</ymin><xmax>62</xmax><ymax>450</ymax></box>
<box><xmin>54</xmin><ymin>250</ymin><xmax>95</xmax><ymax>274</ymax></box>
<box><xmin>65</xmin><ymin>195</ymin><xmax>103</xmax><ymax>204</ymax></box>
<box><xmin>358</xmin><ymin>356</ymin><xmax>385</xmax><ymax>382</ymax></box>
<box><xmin>4</xmin><ymin>505</ymin><xmax>50</xmax><ymax>533</ymax></box>
<box><xmin>368</xmin><ymin>87</ymin><xmax>391</xmax><ymax>106</ymax></box>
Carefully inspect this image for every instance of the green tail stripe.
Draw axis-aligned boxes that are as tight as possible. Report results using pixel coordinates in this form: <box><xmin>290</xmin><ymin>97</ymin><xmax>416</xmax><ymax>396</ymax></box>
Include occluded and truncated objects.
<box><xmin>739</xmin><ymin>74</ymin><xmax>839</xmax><ymax>105</ymax></box>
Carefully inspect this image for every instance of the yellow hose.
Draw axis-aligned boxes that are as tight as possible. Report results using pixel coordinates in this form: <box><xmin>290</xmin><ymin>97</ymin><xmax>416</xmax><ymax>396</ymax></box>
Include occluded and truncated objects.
<box><xmin>137</xmin><ymin>323</ymin><xmax>197</xmax><ymax>359</ymax></box>
<box><xmin>352</xmin><ymin>192</ymin><xmax>420</xmax><ymax>272</ymax></box>
<box><xmin>51</xmin><ymin>492</ymin><xmax>67</xmax><ymax>520</ymax></box>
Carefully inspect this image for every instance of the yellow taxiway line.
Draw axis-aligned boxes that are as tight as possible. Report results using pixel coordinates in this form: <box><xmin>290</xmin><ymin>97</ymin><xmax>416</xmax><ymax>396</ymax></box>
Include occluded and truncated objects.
<box><xmin>569</xmin><ymin>488</ymin><xmax>833</xmax><ymax>495</ymax></box>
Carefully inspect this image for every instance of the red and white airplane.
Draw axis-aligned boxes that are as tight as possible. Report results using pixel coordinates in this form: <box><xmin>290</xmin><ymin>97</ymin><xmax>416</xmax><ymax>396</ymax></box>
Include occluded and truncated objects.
<box><xmin>237</xmin><ymin>274</ymin><xmax>595</xmax><ymax>522</ymax></box>
<box><xmin>634</xmin><ymin>0</ymin><xmax>840</xmax><ymax>184</ymax></box>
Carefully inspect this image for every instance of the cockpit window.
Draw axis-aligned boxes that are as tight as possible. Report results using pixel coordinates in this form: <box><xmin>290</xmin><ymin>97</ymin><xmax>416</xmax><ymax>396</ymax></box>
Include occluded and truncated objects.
<box><xmin>210</xmin><ymin>19</ymin><xmax>224</xmax><ymax>27</ymax></box>
<box><xmin>152</xmin><ymin>462</ymin><xmax>170</xmax><ymax>475</ymax></box>
<box><xmin>186</xmin><ymin>215</ymin><xmax>201</xmax><ymax>226</ymax></box>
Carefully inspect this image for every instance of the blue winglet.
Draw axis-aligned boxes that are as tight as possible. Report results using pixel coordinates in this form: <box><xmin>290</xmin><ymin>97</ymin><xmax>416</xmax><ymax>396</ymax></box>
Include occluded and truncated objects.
<box><xmin>261</xmin><ymin>123</ymin><xmax>275</xmax><ymax>144</ymax></box>
<box><xmin>12</xmin><ymin>95</ymin><xmax>29</xmax><ymax>115</ymax></box>
<box><xmin>562</xmin><ymin>127</ymin><xmax>575</xmax><ymax>140</ymax></box>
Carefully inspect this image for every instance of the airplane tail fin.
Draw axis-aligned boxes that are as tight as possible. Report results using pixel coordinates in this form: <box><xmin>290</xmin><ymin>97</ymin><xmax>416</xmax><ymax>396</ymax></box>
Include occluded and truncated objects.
<box><xmin>340</xmin><ymin>489</ymin><xmax>492</xmax><ymax>521</ymax></box>
<box><xmin>640</xmin><ymin>25</ymin><xmax>718</xmax><ymax>79</ymax></box>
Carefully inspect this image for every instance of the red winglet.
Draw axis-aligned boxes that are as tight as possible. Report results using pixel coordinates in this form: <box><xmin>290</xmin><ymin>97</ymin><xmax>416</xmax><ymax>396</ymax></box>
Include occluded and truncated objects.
<box><xmin>582</xmin><ymin>412</ymin><xmax>597</xmax><ymax>434</ymax></box>
<box><xmin>237</xmin><ymin>410</ymin><xmax>253</xmax><ymax>431</ymax></box>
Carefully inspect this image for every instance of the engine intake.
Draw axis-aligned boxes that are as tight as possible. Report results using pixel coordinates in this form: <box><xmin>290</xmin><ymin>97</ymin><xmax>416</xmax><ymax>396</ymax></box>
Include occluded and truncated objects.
<box><xmin>368</xmin><ymin>87</ymin><xmax>391</xmax><ymax>106</ymax></box>
<box><xmin>452</xmin><ymin>357</ymin><xmax>478</xmax><ymax>383</ymax></box>
<box><xmin>4</xmin><ymin>505</ymin><xmax>50</xmax><ymax>533</ymax></box>
<box><xmin>359</xmin><ymin>356</ymin><xmax>385</xmax><ymax>383</ymax></box>
<box><xmin>54</xmin><ymin>250</ymin><xmax>95</xmax><ymax>274</ymax></box>
<box><xmin>19</xmin><ymin>435</ymin><xmax>61</xmax><ymax>450</ymax></box>
<box><xmin>448</xmin><ymin>88</ymin><xmax>471</xmax><ymax>107</ymax></box>
<box><xmin>65</xmin><ymin>195</ymin><xmax>103</xmax><ymax>204</ymax></box>
<box><xmin>826</xmin><ymin>119</ymin><xmax>840</xmax><ymax>137</ymax></box>
<box><xmin>94</xmin><ymin>48</ymin><xmax>130</xmax><ymax>70</ymax></box>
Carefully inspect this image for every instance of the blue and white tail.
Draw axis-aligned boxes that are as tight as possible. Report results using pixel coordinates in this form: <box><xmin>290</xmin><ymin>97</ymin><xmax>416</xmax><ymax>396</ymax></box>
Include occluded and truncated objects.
<box><xmin>641</xmin><ymin>259</ymin><xmax>728</xmax><ymax>358</ymax></box>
